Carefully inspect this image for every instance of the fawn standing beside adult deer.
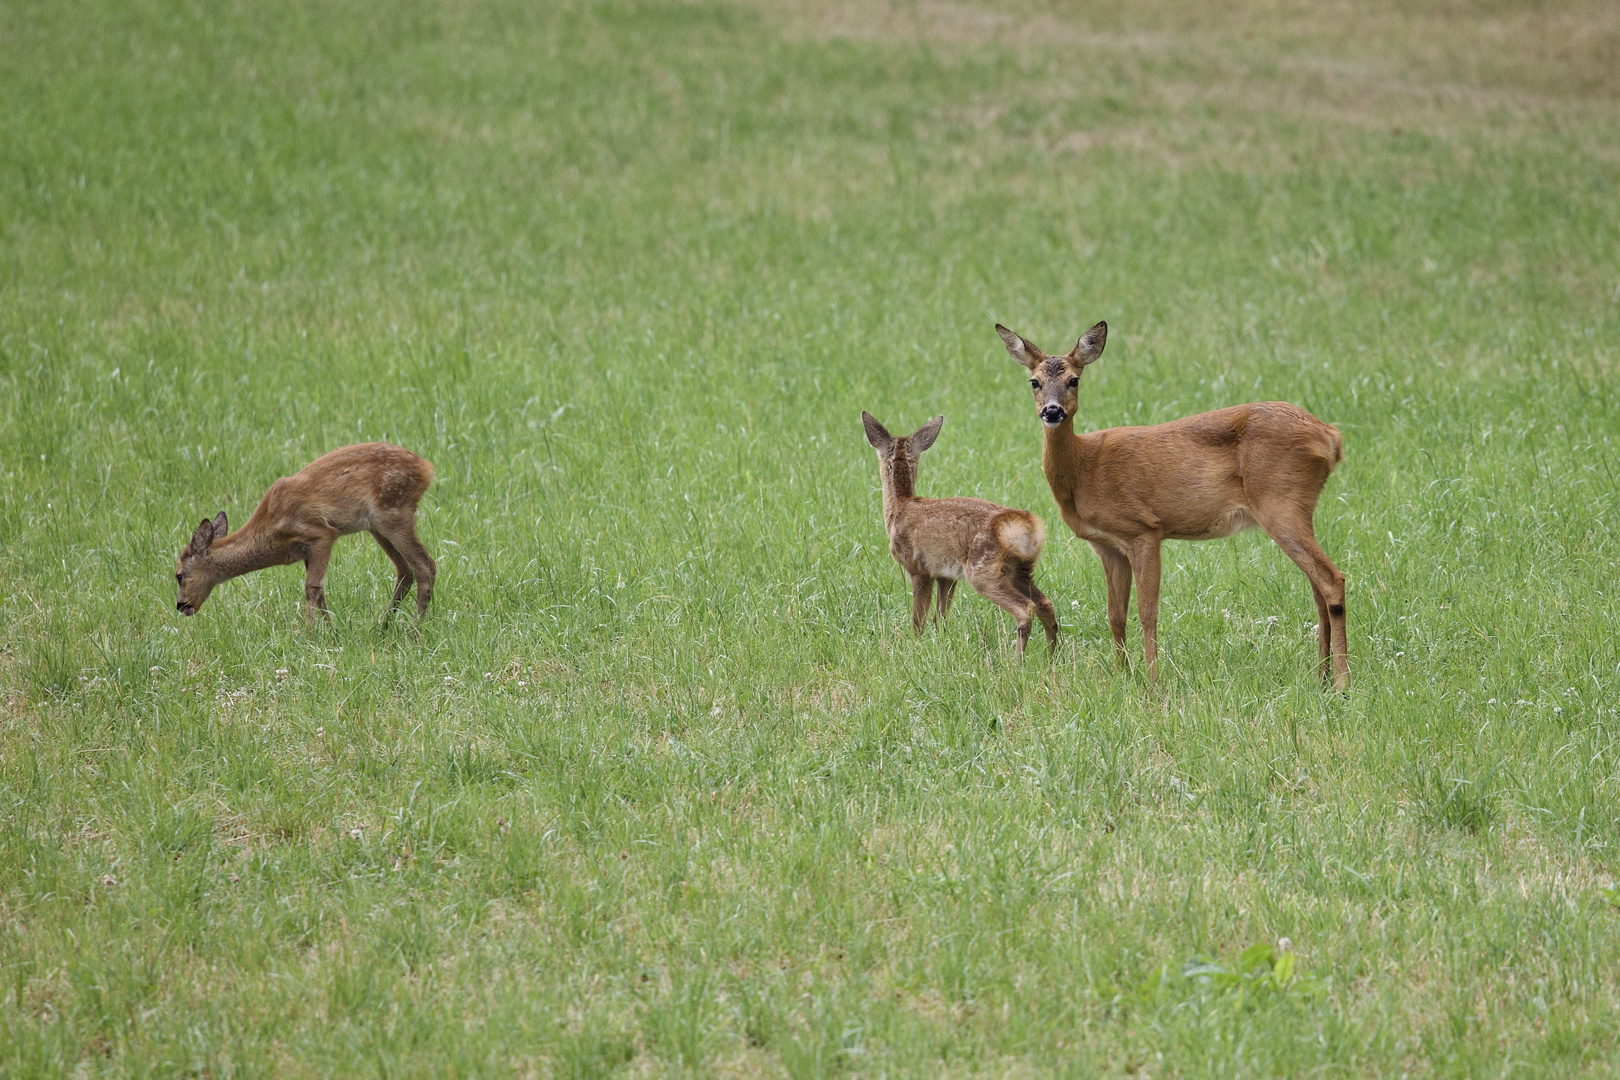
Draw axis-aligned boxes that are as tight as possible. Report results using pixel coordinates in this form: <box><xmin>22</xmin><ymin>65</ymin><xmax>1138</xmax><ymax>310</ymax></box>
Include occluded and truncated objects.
<box><xmin>996</xmin><ymin>322</ymin><xmax>1349</xmax><ymax>687</ymax></box>
<box><xmin>175</xmin><ymin>442</ymin><xmax>436</xmax><ymax>622</ymax></box>
<box><xmin>862</xmin><ymin>412</ymin><xmax>1058</xmax><ymax>655</ymax></box>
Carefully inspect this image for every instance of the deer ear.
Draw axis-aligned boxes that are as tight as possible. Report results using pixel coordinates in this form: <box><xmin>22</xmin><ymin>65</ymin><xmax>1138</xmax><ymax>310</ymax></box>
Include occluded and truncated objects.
<box><xmin>211</xmin><ymin>511</ymin><xmax>228</xmax><ymax>540</ymax></box>
<box><xmin>188</xmin><ymin>518</ymin><xmax>217</xmax><ymax>555</ymax></box>
<box><xmin>1070</xmin><ymin>321</ymin><xmax>1107</xmax><ymax>366</ymax></box>
<box><xmin>910</xmin><ymin>415</ymin><xmax>944</xmax><ymax>453</ymax></box>
<box><xmin>996</xmin><ymin>324</ymin><xmax>1044</xmax><ymax>370</ymax></box>
<box><xmin>861</xmin><ymin>411</ymin><xmax>894</xmax><ymax>451</ymax></box>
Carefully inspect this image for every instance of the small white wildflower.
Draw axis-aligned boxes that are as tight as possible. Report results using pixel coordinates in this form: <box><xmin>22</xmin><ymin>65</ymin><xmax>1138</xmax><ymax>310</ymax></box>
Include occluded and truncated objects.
<box><xmin>1277</xmin><ymin>937</ymin><xmax>1292</xmax><ymax>953</ymax></box>
<box><xmin>274</xmin><ymin>668</ymin><xmax>289</xmax><ymax>681</ymax></box>
<box><xmin>315</xmin><ymin>726</ymin><xmax>324</xmax><ymax>737</ymax></box>
<box><xmin>101</xmin><ymin>875</ymin><xmax>117</xmax><ymax>888</ymax></box>
<box><xmin>348</xmin><ymin>827</ymin><xmax>363</xmax><ymax>840</ymax></box>
<box><xmin>1487</xmin><ymin>698</ymin><xmax>1497</xmax><ymax>705</ymax></box>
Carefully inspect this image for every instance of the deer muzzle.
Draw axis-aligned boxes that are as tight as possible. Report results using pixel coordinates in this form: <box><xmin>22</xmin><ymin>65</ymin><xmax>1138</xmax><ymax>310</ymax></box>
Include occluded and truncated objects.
<box><xmin>1040</xmin><ymin>404</ymin><xmax>1068</xmax><ymax>427</ymax></box>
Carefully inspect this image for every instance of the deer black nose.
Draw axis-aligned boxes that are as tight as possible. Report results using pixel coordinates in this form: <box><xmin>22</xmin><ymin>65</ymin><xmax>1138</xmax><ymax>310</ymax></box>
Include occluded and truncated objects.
<box><xmin>177</xmin><ymin>601</ymin><xmax>185</xmax><ymax>612</ymax></box>
<box><xmin>1040</xmin><ymin>405</ymin><xmax>1067</xmax><ymax>426</ymax></box>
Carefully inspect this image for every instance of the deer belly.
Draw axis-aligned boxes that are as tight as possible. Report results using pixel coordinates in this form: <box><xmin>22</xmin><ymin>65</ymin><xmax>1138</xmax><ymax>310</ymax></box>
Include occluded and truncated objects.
<box><xmin>920</xmin><ymin>556</ymin><xmax>965</xmax><ymax>580</ymax></box>
<box><xmin>1174</xmin><ymin>507</ymin><xmax>1257</xmax><ymax>541</ymax></box>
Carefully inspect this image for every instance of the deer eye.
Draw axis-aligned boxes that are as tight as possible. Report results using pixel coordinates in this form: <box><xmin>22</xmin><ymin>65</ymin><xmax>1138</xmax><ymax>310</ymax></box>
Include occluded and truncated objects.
<box><xmin>176</xmin><ymin>573</ymin><xmax>183</xmax><ymax>584</ymax></box>
<box><xmin>1067</xmin><ymin>377</ymin><xmax>1080</xmax><ymax>388</ymax></box>
<box><xmin>1029</xmin><ymin>379</ymin><xmax>1039</xmax><ymax>389</ymax></box>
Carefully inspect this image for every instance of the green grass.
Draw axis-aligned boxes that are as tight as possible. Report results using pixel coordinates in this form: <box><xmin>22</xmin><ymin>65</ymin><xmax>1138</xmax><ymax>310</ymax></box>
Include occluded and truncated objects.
<box><xmin>3</xmin><ymin>0</ymin><xmax>1620</xmax><ymax>1074</ymax></box>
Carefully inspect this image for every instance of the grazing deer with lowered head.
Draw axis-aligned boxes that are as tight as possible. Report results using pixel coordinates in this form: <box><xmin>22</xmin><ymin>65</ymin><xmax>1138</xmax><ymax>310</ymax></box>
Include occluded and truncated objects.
<box><xmin>996</xmin><ymin>322</ymin><xmax>1349</xmax><ymax>687</ymax></box>
<box><xmin>862</xmin><ymin>412</ymin><xmax>1058</xmax><ymax>655</ymax></box>
<box><xmin>175</xmin><ymin>442</ymin><xmax>436</xmax><ymax>623</ymax></box>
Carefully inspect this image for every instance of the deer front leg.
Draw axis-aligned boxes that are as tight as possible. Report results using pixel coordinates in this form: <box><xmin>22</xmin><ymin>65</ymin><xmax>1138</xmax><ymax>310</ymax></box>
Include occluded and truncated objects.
<box><xmin>1089</xmin><ymin>541</ymin><xmax>1132</xmax><ymax>665</ymax></box>
<box><xmin>303</xmin><ymin>537</ymin><xmax>335</xmax><ymax>623</ymax></box>
<box><xmin>910</xmin><ymin>573</ymin><xmax>933</xmax><ymax>635</ymax></box>
<box><xmin>1129</xmin><ymin>536</ymin><xmax>1163</xmax><ymax>680</ymax></box>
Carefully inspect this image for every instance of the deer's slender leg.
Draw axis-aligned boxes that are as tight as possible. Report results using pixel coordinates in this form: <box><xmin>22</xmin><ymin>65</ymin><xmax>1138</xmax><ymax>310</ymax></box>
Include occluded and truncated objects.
<box><xmin>910</xmin><ymin>573</ymin><xmax>934</xmax><ymax>634</ymax></box>
<box><xmin>373</xmin><ymin>531</ymin><xmax>414</xmax><ymax>619</ymax></box>
<box><xmin>1252</xmin><ymin>509</ymin><xmax>1349</xmax><ymax>689</ymax></box>
<box><xmin>936</xmin><ymin>577</ymin><xmax>958</xmax><ymax>621</ymax></box>
<box><xmin>379</xmin><ymin>514</ymin><xmax>436</xmax><ymax>617</ymax></box>
<box><xmin>1290</xmin><ymin>540</ymin><xmax>1348</xmax><ymax>688</ymax></box>
<box><xmin>1129</xmin><ymin>536</ymin><xmax>1163</xmax><ymax>679</ymax></box>
<box><xmin>303</xmin><ymin>535</ymin><xmax>336</xmax><ymax>622</ymax></box>
<box><xmin>1009</xmin><ymin>565</ymin><xmax>1058</xmax><ymax>652</ymax></box>
<box><xmin>1027</xmin><ymin>580</ymin><xmax>1059</xmax><ymax>652</ymax></box>
<box><xmin>1308</xmin><ymin>580</ymin><xmax>1333</xmax><ymax>680</ymax></box>
<box><xmin>967</xmin><ymin>568</ymin><xmax>1035</xmax><ymax>655</ymax></box>
<box><xmin>1089</xmin><ymin>541</ymin><xmax>1132</xmax><ymax>664</ymax></box>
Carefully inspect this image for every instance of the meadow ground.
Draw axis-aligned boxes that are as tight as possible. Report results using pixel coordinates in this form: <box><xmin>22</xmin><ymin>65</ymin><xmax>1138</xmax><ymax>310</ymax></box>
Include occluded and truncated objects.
<box><xmin>3</xmin><ymin>0</ymin><xmax>1620</xmax><ymax>1075</ymax></box>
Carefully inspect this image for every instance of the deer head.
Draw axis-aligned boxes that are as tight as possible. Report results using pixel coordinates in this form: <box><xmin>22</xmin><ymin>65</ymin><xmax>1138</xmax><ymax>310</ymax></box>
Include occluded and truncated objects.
<box><xmin>862</xmin><ymin>412</ymin><xmax>943</xmax><ymax>496</ymax></box>
<box><xmin>174</xmin><ymin>511</ymin><xmax>228</xmax><ymax>615</ymax></box>
<box><xmin>997</xmin><ymin>322</ymin><xmax>1107</xmax><ymax>428</ymax></box>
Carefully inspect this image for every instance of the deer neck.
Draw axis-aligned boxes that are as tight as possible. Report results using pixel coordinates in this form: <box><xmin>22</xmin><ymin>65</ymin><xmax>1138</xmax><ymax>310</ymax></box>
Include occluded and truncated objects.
<box><xmin>207</xmin><ymin>526</ymin><xmax>288</xmax><ymax>582</ymax></box>
<box><xmin>880</xmin><ymin>453</ymin><xmax>918</xmax><ymax>533</ymax></box>
<box><xmin>1041</xmin><ymin>416</ymin><xmax>1086</xmax><ymax>510</ymax></box>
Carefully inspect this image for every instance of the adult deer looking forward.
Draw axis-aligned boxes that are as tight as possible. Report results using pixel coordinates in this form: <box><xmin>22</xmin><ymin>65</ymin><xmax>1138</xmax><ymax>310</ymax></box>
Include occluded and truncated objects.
<box><xmin>174</xmin><ymin>443</ymin><xmax>436</xmax><ymax>623</ymax></box>
<box><xmin>997</xmin><ymin>322</ymin><xmax>1349</xmax><ymax>687</ymax></box>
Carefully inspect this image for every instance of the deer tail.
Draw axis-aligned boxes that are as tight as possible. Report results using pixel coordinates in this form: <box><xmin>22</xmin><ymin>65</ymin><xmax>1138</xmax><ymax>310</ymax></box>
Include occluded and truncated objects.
<box><xmin>995</xmin><ymin>512</ymin><xmax>1046</xmax><ymax>564</ymax></box>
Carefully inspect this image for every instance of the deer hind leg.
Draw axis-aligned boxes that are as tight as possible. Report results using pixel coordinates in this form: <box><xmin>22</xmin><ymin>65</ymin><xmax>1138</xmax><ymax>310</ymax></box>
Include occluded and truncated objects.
<box><xmin>1309</xmin><ymin>580</ymin><xmax>1333</xmax><ymax>678</ymax></box>
<box><xmin>378</xmin><ymin>512</ymin><xmax>436</xmax><ymax>617</ymax></box>
<box><xmin>303</xmin><ymin>535</ymin><xmax>337</xmax><ymax>623</ymax></box>
<box><xmin>373</xmin><ymin>531</ymin><xmax>414</xmax><ymax>619</ymax></box>
<box><xmin>1128</xmin><ymin>537</ymin><xmax>1163</xmax><ymax>680</ymax></box>
<box><xmin>966</xmin><ymin>565</ymin><xmax>1035</xmax><ymax>656</ymax></box>
<box><xmin>1011</xmin><ymin>565</ymin><xmax>1059</xmax><ymax>653</ymax></box>
<box><xmin>1255</xmin><ymin>510</ymin><xmax>1348</xmax><ymax>689</ymax></box>
<box><xmin>936</xmin><ymin>577</ymin><xmax>958</xmax><ymax>622</ymax></box>
<box><xmin>910</xmin><ymin>573</ymin><xmax>934</xmax><ymax>635</ymax></box>
<box><xmin>1089</xmin><ymin>541</ymin><xmax>1132</xmax><ymax>665</ymax></box>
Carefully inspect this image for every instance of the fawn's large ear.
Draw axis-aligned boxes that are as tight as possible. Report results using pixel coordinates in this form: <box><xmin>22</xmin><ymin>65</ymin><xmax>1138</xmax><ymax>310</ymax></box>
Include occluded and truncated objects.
<box><xmin>996</xmin><ymin>324</ymin><xmax>1044</xmax><ymax>370</ymax></box>
<box><xmin>1068</xmin><ymin>321</ymin><xmax>1107</xmax><ymax>367</ymax></box>
<box><xmin>211</xmin><ymin>511</ymin><xmax>228</xmax><ymax>540</ymax></box>
<box><xmin>861</xmin><ymin>411</ymin><xmax>894</xmax><ymax>451</ymax></box>
<box><xmin>188</xmin><ymin>518</ymin><xmax>217</xmax><ymax>556</ymax></box>
<box><xmin>910</xmin><ymin>415</ymin><xmax>944</xmax><ymax>453</ymax></box>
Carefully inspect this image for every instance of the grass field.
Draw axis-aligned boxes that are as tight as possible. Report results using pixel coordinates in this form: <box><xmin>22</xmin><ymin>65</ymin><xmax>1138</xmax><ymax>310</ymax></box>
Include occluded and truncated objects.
<box><xmin>4</xmin><ymin>0</ymin><xmax>1620</xmax><ymax>1074</ymax></box>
